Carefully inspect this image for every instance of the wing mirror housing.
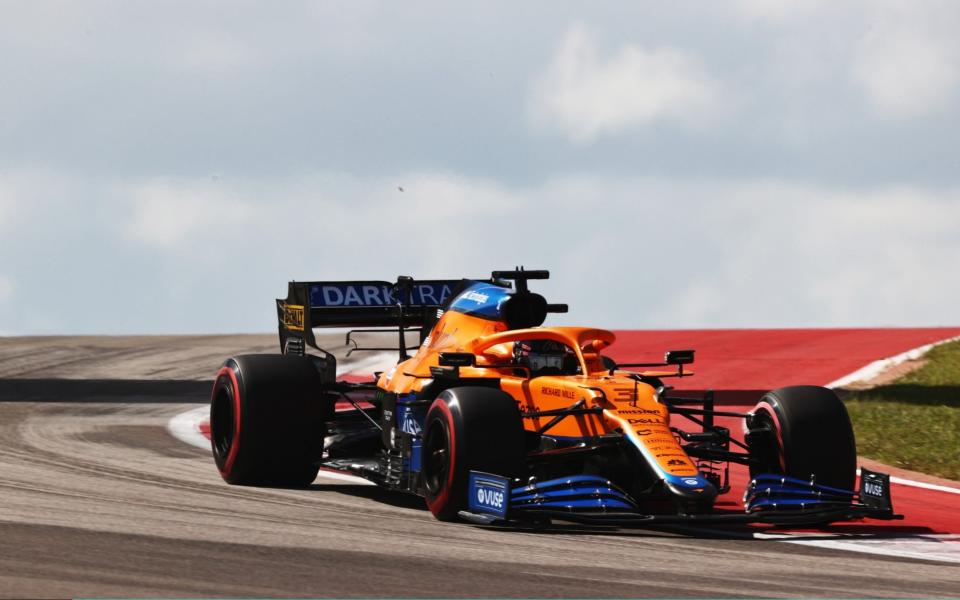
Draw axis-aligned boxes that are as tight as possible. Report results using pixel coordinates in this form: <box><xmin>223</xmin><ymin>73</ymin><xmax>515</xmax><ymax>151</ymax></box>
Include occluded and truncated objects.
<box><xmin>610</xmin><ymin>349</ymin><xmax>695</xmax><ymax>377</ymax></box>
<box><xmin>438</xmin><ymin>352</ymin><xmax>476</xmax><ymax>367</ymax></box>
<box><xmin>665</xmin><ymin>350</ymin><xmax>694</xmax><ymax>366</ymax></box>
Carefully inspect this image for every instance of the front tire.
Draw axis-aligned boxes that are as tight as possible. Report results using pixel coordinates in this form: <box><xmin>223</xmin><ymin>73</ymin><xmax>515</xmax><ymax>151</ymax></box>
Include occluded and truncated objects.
<box><xmin>748</xmin><ymin>385</ymin><xmax>857</xmax><ymax>490</ymax></box>
<box><xmin>210</xmin><ymin>354</ymin><xmax>332</xmax><ymax>486</ymax></box>
<box><xmin>421</xmin><ymin>387</ymin><xmax>525</xmax><ymax>521</ymax></box>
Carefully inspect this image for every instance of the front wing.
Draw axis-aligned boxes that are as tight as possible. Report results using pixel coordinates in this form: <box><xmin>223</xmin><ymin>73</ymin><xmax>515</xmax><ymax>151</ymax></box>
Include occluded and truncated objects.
<box><xmin>460</xmin><ymin>468</ymin><xmax>901</xmax><ymax>527</ymax></box>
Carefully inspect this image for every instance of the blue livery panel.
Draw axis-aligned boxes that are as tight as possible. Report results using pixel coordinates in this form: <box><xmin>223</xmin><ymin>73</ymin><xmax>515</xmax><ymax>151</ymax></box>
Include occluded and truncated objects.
<box><xmin>397</xmin><ymin>394</ymin><xmax>426</xmax><ymax>473</ymax></box>
<box><xmin>447</xmin><ymin>283</ymin><xmax>512</xmax><ymax>320</ymax></box>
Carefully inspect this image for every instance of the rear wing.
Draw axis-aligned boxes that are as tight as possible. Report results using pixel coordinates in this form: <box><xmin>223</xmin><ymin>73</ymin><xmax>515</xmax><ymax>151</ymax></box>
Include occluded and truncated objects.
<box><xmin>276</xmin><ymin>277</ymin><xmax>475</xmax><ymax>357</ymax></box>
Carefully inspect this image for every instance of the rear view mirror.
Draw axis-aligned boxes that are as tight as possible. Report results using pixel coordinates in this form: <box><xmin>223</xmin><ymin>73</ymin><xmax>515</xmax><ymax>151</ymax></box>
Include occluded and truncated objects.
<box><xmin>665</xmin><ymin>350</ymin><xmax>694</xmax><ymax>365</ymax></box>
<box><xmin>438</xmin><ymin>352</ymin><xmax>476</xmax><ymax>367</ymax></box>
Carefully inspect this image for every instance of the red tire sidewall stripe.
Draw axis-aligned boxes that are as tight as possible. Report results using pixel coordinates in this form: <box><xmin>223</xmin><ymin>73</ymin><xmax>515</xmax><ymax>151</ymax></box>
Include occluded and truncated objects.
<box><xmin>428</xmin><ymin>399</ymin><xmax>457</xmax><ymax>514</ymax></box>
<box><xmin>215</xmin><ymin>365</ymin><xmax>242</xmax><ymax>477</ymax></box>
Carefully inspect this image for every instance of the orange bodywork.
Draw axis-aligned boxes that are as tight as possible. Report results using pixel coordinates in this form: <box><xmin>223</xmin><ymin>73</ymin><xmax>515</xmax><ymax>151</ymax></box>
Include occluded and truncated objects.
<box><xmin>378</xmin><ymin>309</ymin><xmax>701</xmax><ymax>480</ymax></box>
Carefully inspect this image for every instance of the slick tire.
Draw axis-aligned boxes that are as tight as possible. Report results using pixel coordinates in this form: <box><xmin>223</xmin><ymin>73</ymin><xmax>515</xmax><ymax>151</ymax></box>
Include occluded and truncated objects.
<box><xmin>749</xmin><ymin>385</ymin><xmax>857</xmax><ymax>490</ymax></box>
<box><xmin>421</xmin><ymin>387</ymin><xmax>525</xmax><ymax>521</ymax></box>
<box><xmin>210</xmin><ymin>354</ymin><xmax>332</xmax><ymax>486</ymax></box>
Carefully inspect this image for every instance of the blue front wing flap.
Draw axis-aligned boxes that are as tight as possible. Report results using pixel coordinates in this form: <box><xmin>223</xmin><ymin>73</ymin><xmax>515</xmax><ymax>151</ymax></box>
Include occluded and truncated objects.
<box><xmin>745</xmin><ymin>474</ymin><xmax>856</xmax><ymax>512</ymax></box>
<box><xmin>511</xmin><ymin>474</ymin><xmax>637</xmax><ymax>512</ymax></box>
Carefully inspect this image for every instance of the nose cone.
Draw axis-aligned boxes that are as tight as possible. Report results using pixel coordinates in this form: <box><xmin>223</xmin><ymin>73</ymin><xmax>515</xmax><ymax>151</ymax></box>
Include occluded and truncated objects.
<box><xmin>663</xmin><ymin>474</ymin><xmax>718</xmax><ymax>503</ymax></box>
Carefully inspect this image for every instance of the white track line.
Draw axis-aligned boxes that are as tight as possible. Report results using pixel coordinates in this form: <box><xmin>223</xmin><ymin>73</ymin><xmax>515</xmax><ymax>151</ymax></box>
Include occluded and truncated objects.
<box><xmin>826</xmin><ymin>335</ymin><xmax>960</xmax><ymax>389</ymax></box>
<box><xmin>754</xmin><ymin>532</ymin><xmax>960</xmax><ymax>564</ymax></box>
<box><xmin>888</xmin><ymin>476</ymin><xmax>960</xmax><ymax>495</ymax></box>
<box><xmin>792</xmin><ymin>535</ymin><xmax>960</xmax><ymax>564</ymax></box>
<box><xmin>827</xmin><ymin>335</ymin><xmax>960</xmax><ymax>496</ymax></box>
<box><xmin>167</xmin><ymin>405</ymin><xmax>210</xmax><ymax>450</ymax></box>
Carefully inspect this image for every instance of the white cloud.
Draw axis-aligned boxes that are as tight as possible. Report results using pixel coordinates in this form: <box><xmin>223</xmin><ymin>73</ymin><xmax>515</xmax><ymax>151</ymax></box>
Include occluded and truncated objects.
<box><xmin>1</xmin><ymin>165</ymin><xmax>957</xmax><ymax>333</ymax></box>
<box><xmin>529</xmin><ymin>24</ymin><xmax>721</xmax><ymax>142</ymax></box>
<box><xmin>0</xmin><ymin>3</ymin><xmax>958</xmax><ymax>336</ymax></box>
<box><xmin>0</xmin><ymin>275</ymin><xmax>12</xmax><ymax>303</ymax></box>
<box><xmin>115</xmin><ymin>172</ymin><xmax>524</xmax><ymax>282</ymax></box>
<box><xmin>730</xmin><ymin>0</ymin><xmax>829</xmax><ymax>23</ymax></box>
<box><xmin>644</xmin><ymin>181</ymin><xmax>960</xmax><ymax>327</ymax></box>
<box><xmin>0</xmin><ymin>169</ymin><xmax>80</xmax><ymax>232</ymax></box>
<box><xmin>123</xmin><ymin>179</ymin><xmax>255</xmax><ymax>247</ymax></box>
<box><xmin>174</xmin><ymin>31</ymin><xmax>261</xmax><ymax>72</ymax></box>
<box><xmin>0</xmin><ymin>184</ymin><xmax>11</xmax><ymax>231</ymax></box>
<box><xmin>0</xmin><ymin>172</ymin><xmax>32</xmax><ymax>232</ymax></box>
<box><xmin>366</xmin><ymin>173</ymin><xmax>518</xmax><ymax>222</ymax></box>
<box><xmin>121</xmin><ymin>172</ymin><xmax>518</xmax><ymax>246</ymax></box>
<box><xmin>852</xmin><ymin>15</ymin><xmax>960</xmax><ymax>118</ymax></box>
<box><xmin>104</xmin><ymin>170</ymin><xmax>960</xmax><ymax>330</ymax></box>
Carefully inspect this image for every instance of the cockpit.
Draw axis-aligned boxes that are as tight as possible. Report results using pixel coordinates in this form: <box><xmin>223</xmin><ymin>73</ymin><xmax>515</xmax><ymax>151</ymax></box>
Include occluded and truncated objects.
<box><xmin>513</xmin><ymin>339</ymin><xmax>581</xmax><ymax>376</ymax></box>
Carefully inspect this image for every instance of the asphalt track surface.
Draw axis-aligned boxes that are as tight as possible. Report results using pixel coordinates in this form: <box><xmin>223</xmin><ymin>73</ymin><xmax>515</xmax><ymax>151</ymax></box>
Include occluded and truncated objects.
<box><xmin>1</xmin><ymin>332</ymin><xmax>959</xmax><ymax>598</ymax></box>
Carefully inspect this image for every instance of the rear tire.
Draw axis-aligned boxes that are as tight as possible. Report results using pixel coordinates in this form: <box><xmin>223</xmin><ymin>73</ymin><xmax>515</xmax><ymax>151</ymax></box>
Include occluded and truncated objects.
<box><xmin>421</xmin><ymin>387</ymin><xmax>525</xmax><ymax>521</ymax></box>
<box><xmin>748</xmin><ymin>385</ymin><xmax>856</xmax><ymax>490</ymax></box>
<box><xmin>210</xmin><ymin>354</ymin><xmax>332</xmax><ymax>486</ymax></box>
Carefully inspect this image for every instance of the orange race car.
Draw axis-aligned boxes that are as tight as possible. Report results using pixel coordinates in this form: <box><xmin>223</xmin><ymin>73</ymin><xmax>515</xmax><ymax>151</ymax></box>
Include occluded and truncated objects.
<box><xmin>209</xmin><ymin>269</ymin><xmax>899</xmax><ymax>527</ymax></box>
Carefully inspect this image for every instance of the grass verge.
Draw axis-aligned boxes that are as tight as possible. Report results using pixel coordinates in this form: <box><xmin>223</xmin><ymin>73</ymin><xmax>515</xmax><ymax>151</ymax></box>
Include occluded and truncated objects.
<box><xmin>842</xmin><ymin>339</ymin><xmax>960</xmax><ymax>481</ymax></box>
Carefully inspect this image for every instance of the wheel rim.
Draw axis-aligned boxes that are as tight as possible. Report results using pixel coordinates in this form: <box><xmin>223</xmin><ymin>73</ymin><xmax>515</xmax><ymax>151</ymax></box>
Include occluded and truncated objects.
<box><xmin>422</xmin><ymin>419</ymin><xmax>450</xmax><ymax>496</ymax></box>
<box><xmin>211</xmin><ymin>381</ymin><xmax>235</xmax><ymax>461</ymax></box>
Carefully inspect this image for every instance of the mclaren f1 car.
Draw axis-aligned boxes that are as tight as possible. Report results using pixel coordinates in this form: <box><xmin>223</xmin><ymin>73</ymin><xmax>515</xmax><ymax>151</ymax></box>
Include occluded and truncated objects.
<box><xmin>209</xmin><ymin>269</ymin><xmax>899</xmax><ymax>527</ymax></box>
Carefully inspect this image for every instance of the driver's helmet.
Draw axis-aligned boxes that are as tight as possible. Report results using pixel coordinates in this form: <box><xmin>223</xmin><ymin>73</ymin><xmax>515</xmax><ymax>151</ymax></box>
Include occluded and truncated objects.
<box><xmin>514</xmin><ymin>339</ymin><xmax>573</xmax><ymax>375</ymax></box>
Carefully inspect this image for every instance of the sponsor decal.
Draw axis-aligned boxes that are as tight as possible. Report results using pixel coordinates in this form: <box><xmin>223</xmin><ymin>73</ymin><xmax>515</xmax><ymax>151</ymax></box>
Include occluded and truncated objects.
<box><xmin>682</xmin><ymin>478</ymin><xmax>701</xmax><ymax>486</ymax></box>
<box><xmin>449</xmin><ymin>284</ymin><xmax>512</xmax><ymax>318</ymax></box>
<box><xmin>462</xmin><ymin>291</ymin><xmax>489</xmax><ymax>304</ymax></box>
<box><xmin>634</xmin><ymin>428</ymin><xmax>652</xmax><ymax>436</ymax></box>
<box><xmin>399</xmin><ymin>407</ymin><xmax>423</xmax><ymax>435</ymax></box>
<box><xmin>541</xmin><ymin>386</ymin><xmax>577</xmax><ymax>400</ymax></box>
<box><xmin>409</xmin><ymin>284</ymin><xmax>449</xmax><ymax>306</ymax></box>
<box><xmin>667</xmin><ymin>458</ymin><xmax>687</xmax><ymax>466</ymax></box>
<box><xmin>858</xmin><ymin>470</ymin><xmax>892</xmax><ymax>510</ymax></box>
<box><xmin>309</xmin><ymin>283</ymin><xmax>454</xmax><ymax>307</ymax></box>
<box><xmin>616</xmin><ymin>408</ymin><xmax>663</xmax><ymax>415</ymax></box>
<box><xmin>863</xmin><ymin>480</ymin><xmax>884</xmax><ymax>498</ymax></box>
<box><xmin>627</xmin><ymin>417</ymin><xmax>661</xmax><ymax>425</ymax></box>
<box><xmin>467</xmin><ymin>471</ymin><xmax>510</xmax><ymax>518</ymax></box>
<box><xmin>641</xmin><ymin>436</ymin><xmax>676</xmax><ymax>446</ymax></box>
<box><xmin>476</xmin><ymin>487</ymin><xmax>504</xmax><ymax>508</ymax></box>
<box><xmin>281</xmin><ymin>303</ymin><xmax>305</xmax><ymax>331</ymax></box>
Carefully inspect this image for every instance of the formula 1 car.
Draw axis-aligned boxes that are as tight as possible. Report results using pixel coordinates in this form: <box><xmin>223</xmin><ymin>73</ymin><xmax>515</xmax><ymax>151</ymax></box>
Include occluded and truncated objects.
<box><xmin>209</xmin><ymin>269</ymin><xmax>900</xmax><ymax>527</ymax></box>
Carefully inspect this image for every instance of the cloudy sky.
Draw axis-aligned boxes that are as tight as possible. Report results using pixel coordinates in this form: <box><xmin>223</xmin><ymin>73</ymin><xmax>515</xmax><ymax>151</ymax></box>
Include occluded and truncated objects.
<box><xmin>1</xmin><ymin>1</ymin><xmax>959</xmax><ymax>335</ymax></box>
